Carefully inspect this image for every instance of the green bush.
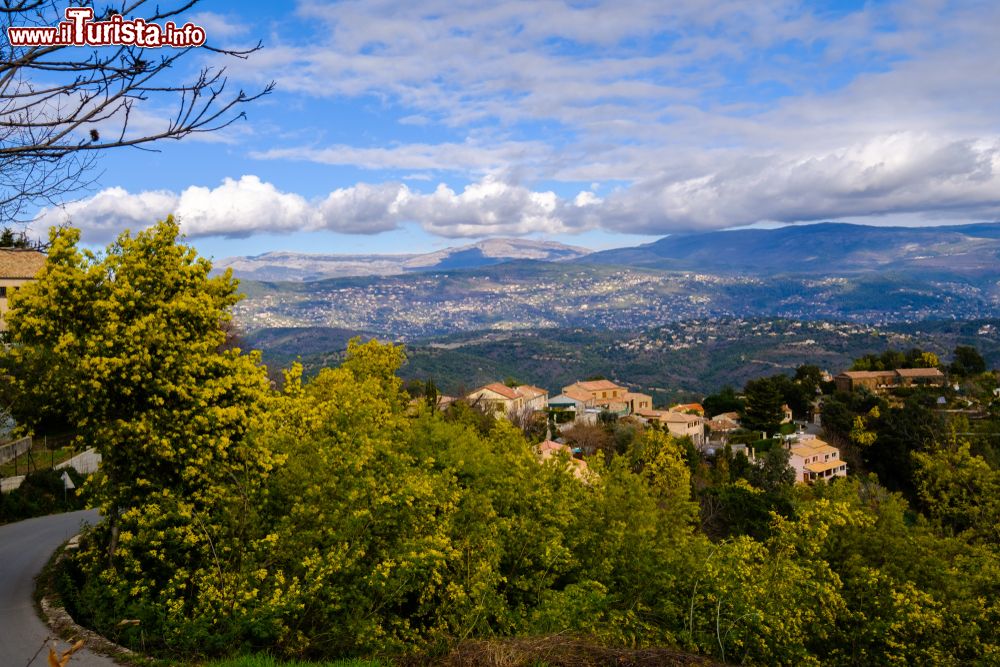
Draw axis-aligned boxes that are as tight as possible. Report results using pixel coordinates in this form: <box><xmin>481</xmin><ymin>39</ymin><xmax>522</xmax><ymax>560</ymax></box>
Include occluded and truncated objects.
<box><xmin>0</xmin><ymin>467</ymin><xmax>85</xmax><ymax>524</ymax></box>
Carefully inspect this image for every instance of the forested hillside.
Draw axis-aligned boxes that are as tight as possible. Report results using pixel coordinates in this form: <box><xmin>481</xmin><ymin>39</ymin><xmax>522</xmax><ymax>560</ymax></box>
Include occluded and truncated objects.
<box><xmin>246</xmin><ymin>319</ymin><xmax>1000</xmax><ymax>403</ymax></box>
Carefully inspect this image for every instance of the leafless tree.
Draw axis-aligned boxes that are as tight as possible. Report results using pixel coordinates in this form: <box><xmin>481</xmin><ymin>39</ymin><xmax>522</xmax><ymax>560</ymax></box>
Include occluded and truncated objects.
<box><xmin>508</xmin><ymin>404</ymin><xmax>547</xmax><ymax>442</ymax></box>
<box><xmin>562</xmin><ymin>422</ymin><xmax>613</xmax><ymax>456</ymax></box>
<box><xmin>0</xmin><ymin>1</ymin><xmax>273</xmax><ymax>222</ymax></box>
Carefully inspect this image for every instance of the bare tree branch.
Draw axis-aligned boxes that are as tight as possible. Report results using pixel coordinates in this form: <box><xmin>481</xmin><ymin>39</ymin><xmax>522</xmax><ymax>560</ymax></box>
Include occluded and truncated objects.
<box><xmin>0</xmin><ymin>0</ymin><xmax>273</xmax><ymax>223</ymax></box>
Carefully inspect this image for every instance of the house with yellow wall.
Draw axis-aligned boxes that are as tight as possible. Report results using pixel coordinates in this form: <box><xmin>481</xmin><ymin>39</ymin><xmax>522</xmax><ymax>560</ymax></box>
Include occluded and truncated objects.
<box><xmin>467</xmin><ymin>382</ymin><xmax>525</xmax><ymax>418</ymax></box>
<box><xmin>562</xmin><ymin>379</ymin><xmax>627</xmax><ymax>405</ymax></box>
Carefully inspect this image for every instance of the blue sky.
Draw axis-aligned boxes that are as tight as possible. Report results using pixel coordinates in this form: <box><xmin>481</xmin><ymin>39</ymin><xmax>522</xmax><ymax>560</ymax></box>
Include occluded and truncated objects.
<box><xmin>26</xmin><ymin>0</ymin><xmax>1000</xmax><ymax>260</ymax></box>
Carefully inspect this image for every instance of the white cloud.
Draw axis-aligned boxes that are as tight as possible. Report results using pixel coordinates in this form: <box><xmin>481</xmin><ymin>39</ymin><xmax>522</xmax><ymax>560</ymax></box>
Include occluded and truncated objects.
<box><xmin>316</xmin><ymin>182</ymin><xmax>410</xmax><ymax>234</ymax></box>
<box><xmin>33</xmin><ymin>175</ymin><xmax>604</xmax><ymax>241</ymax></box>
<box><xmin>252</xmin><ymin>139</ymin><xmax>552</xmax><ymax>174</ymax></box>
<box><xmin>33</xmin><ymin>187</ymin><xmax>179</xmax><ymax>243</ymax></box>
<box><xmin>176</xmin><ymin>176</ymin><xmax>315</xmax><ymax>236</ymax></box>
<box><xmin>598</xmin><ymin>133</ymin><xmax>1000</xmax><ymax>232</ymax></box>
<box><xmin>32</xmin><ymin>131</ymin><xmax>1000</xmax><ymax>241</ymax></box>
<box><xmin>207</xmin><ymin>0</ymin><xmax>1000</xmax><ymax>234</ymax></box>
<box><xmin>34</xmin><ymin>177</ymin><xmax>319</xmax><ymax>242</ymax></box>
<box><xmin>408</xmin><ymin>179</ymin><xmax>565</xmax><ymax>237</ymax></box>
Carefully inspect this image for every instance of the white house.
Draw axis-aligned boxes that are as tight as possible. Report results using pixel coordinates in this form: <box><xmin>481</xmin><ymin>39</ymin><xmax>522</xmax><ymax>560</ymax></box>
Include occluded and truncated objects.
<box><xmin>786</xmin><ymin>435</ymin><xmax>847</xmax><ymax>484</ymax></box>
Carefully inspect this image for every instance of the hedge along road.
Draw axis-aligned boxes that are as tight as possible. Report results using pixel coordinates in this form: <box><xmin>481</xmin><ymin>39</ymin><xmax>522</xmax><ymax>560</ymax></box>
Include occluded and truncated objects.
<box><xmin>0</xmin><ymin>509</ymin><xmax>118</xmax><ymax>666</ymax></box>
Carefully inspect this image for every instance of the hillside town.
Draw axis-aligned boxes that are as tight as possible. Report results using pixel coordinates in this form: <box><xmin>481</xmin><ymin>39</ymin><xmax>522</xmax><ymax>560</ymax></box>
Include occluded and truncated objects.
<box><xmin>447</xmin><ymin>371</ymin><xmax>897</xmax><ymax>485</ymax></box>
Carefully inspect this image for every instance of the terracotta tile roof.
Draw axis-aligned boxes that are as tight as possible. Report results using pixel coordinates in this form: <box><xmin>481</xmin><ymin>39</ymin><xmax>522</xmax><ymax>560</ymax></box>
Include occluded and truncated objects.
<box><xmin>838</xmin><ymin>370</ymin><xmax>895</xmax><ymax>379</ymax></box>
<box><xmin>895</xmin><ymin>367</ymin><xmax>944</xmax><ymax>378</ymax></box>
<box><xmin>0</xmin><ymin>249</ymin><xmax>46</xmax><ymax>280</ymax></box>
<box><xmin>789</xmin><ymin>438</ymin><xmax>840</xmax><ymax>459</ymax></box>
<box><xmin>805</xmin><ymin>459</ymin><xmax>847</xmax><ymax>473</ymax></box>
<box><xmin>549</xmin><ymin>393</ymin><xmax>584</xmax><ymax>406</ymax></box>
<box><xmin>663</xmin><ymin>410</ymin><xmax>702</xmax><ymax>425</ymax></box>
<box><xmin>538</xmin><ymin>440</ymin><xmax>571</xmax><ymax>455</ymax></box>
<box><xmin>516</xmin><ymin>385</ymin><xmax>548</xmax><ymax>399</ymax></box>
<box><xmin>670</xmin><ymin>402</ymin><xmax>704</xmax><ymax>414</ymax></box>
<box><xmin>708</xmin><ymin>418</ymin><xmax>740</xmax><ymax>431</ymax></box>
<box><xmin>536</xmin><ymin>440</ymin><xmax>591</xmax><ymax>480</ymax></box>
<box><xmin>474</xmin><ymin>382</ymin><xmax>520</xmax><ymax>401</ymax></box>
<box><xmin>570</xmin><ymin>379</ymin><xmax>624</xmax><ymax>392</ymax></box>
<box><xmin>562</xmin><ymin>387</ymin><xmax>593</xmax><ymax>403</ymax></box>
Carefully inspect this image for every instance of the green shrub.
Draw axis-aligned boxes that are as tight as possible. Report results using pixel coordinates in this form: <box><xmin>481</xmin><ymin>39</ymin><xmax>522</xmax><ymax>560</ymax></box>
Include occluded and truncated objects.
<box><xmin>0</xmin><ymin>467</ymin><xmax>85</xmax><ymax>524</ymax></box>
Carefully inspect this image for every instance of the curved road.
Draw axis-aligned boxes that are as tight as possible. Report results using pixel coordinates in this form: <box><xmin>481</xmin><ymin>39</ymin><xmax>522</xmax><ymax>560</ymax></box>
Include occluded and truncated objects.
<box><xmin>0</xmin><ymin>509</ymin><xmax>118</xmax><ymax>666</ymax></box>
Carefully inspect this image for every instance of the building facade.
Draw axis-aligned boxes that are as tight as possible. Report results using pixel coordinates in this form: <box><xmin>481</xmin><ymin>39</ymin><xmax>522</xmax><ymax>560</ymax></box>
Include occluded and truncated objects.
<box><xmin>786</xmin><ymin>436</ymin><xmax>847</xmax><ymax>484</ymax></box>
<box><xmin>0</xmin><ymin>249</ymin><xmax>46</xmax><ymax>332</ymax></box>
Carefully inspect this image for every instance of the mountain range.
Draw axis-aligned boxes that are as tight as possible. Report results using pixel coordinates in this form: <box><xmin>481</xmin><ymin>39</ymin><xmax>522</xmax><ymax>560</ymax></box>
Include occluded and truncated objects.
<box><xmin>217</xmin><ymin>222</ymin><xmax>1000</xmax><ymax>282</ymax></box>
<box><xmin>214</xmin><ymin>238</ymin><xmax>590</xmax><ymax>281</ymax></box>
<box><xmin>579</xmin><ymin>222</ymin><xmax>1000</xmax><ymax>276</ymax></box>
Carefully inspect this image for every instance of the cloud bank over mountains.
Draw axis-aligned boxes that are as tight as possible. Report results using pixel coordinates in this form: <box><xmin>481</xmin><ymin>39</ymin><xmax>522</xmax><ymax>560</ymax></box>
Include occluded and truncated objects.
<box><xmin>39</xmin><ymin>132</ymin><xmax>1000</xmax><ymax>241</ymax></box>
<box><xmin>34</xmin><ymin>1</ymin><xmax>1000</xmax><ymax>242</ymax></box>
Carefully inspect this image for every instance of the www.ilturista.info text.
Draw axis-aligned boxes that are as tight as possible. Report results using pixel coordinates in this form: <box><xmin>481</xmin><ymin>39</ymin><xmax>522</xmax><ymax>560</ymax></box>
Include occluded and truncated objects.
<box><xmin>6</xmin><ymin>7</ymin><xmax>206</xmax><ymax>48</ymax></box>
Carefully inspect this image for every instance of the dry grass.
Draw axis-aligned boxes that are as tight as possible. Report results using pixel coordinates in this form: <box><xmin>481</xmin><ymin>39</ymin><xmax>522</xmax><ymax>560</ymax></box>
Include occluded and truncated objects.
<box><xmin>403</xmin><ymin>636</ymin><xmax>716</xmax><ymax>667</ymax></box>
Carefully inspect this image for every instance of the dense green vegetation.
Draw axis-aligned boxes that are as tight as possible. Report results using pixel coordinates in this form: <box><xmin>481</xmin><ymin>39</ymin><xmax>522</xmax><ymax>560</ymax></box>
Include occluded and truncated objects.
<box><xmin>247</xmin><ymin>318</ymin><xmax>1000</xmax><ymax>404</ymax></box>
<box><xmin>3</xmin><ymin>222</ymin><xmax>1000</xmax><ymax>665</ymax></box>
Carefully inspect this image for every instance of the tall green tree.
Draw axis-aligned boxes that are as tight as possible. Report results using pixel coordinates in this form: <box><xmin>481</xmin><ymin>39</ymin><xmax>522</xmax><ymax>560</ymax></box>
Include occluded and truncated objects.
<box><xmin>950</xmin><ymin>345</ymin><xmax>987</xmax><ymax>377</ymax></box>
<box><xmin>703</xmin><ymin>385</ymin><xmax>744</xmax><ymax>418</ymax></box>
<box><xmin>742</xmin><ymin>377</ymin><xmax>785</xmax><ymax>435</ymax></box>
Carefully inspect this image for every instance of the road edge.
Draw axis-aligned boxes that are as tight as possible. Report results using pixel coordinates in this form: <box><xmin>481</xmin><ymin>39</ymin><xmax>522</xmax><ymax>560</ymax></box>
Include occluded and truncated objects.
<box><xmin>35</xmin><ymin>535</ymin><xmax>139</xmax><ymax>666</ymax></box>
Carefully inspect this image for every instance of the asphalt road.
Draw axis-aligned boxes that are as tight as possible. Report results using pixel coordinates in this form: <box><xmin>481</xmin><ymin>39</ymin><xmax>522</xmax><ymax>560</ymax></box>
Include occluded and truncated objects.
<box><xmin>0</xmin><ymin>509</ymin><xmax>118</xmax><ymax>666</ymax></box>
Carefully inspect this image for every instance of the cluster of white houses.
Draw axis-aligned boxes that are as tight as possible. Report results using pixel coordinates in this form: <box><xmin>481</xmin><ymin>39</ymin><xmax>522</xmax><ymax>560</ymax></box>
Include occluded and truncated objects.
<box><xmin>462</xmin><ymin>378</ymin><xmax>846</xmax><ymax>484</ymax></box>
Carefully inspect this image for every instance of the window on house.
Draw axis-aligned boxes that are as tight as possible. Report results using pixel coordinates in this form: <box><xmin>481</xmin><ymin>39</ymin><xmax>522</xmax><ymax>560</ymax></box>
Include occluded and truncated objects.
<box><xmin>0</xmin><ymin>286</ymin><xmax>5</xmax><ymax>298</ymax></box>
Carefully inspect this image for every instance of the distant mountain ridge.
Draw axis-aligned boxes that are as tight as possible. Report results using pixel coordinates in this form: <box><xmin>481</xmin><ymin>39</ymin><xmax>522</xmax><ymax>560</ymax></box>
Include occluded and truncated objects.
<box><xmin>576</xmin><ymin>222</ymin><xmax>1000</xmax><ymax>275</ymax></box>
<box><xmin>218</xmin><ymin>222</ymin><xmax>1000</xmax><ymax>282</ymax></box>
<box><xmin>215</xmin><ymin>238</ymin><xmax>591</xmax><ymax>281</ymax></box>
